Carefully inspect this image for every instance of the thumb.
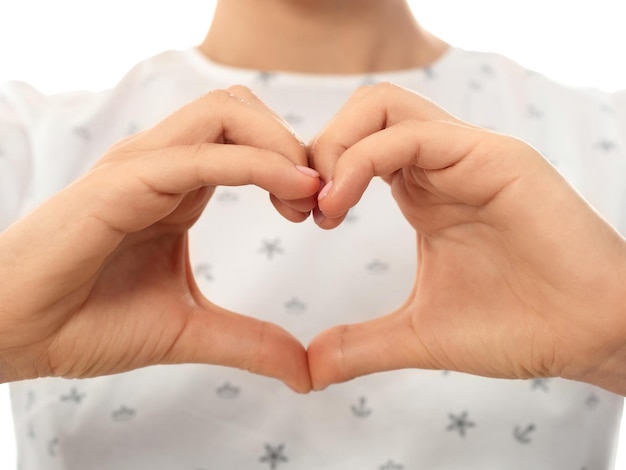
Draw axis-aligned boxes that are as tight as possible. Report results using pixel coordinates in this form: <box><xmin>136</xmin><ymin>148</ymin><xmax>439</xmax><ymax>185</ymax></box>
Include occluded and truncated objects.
<box><xmin>307</xmin><ymin>310</ymin><xmax>434</xmax><ymax>390</ymax></box>
<box><xmin>165</xmin><ymin>301</ymin><xmax>312</xmax><ymax>393</ymax></box>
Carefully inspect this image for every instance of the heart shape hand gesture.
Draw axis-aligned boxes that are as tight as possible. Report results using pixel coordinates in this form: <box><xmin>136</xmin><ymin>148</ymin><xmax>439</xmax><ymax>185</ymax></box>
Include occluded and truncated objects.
<box><xmin>1</xmin><ymin>83</ymin><xmax>625</xmax><ymax>395</ymax></box>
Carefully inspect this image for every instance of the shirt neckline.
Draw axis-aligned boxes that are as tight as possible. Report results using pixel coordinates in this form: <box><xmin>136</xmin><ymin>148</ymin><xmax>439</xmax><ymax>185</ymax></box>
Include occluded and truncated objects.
<box><xmin>183</xmin><ymin>45</ymin><xmax>463</xmax><ymax>88</ymax></box>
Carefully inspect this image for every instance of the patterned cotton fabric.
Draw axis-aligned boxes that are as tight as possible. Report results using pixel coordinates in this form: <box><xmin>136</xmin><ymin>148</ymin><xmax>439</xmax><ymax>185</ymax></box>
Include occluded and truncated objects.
<box><xmin>1</xmin><ymin>46</ymin><xmax>625</xmax><ymax>469</ymax></box>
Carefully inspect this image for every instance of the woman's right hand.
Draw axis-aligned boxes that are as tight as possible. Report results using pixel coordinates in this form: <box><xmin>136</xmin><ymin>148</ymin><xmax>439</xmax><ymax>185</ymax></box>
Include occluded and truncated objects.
<box><xmin>0</xmin><ymin>86</ymin><xmax>319</xmax><ymax>393</ymax></box>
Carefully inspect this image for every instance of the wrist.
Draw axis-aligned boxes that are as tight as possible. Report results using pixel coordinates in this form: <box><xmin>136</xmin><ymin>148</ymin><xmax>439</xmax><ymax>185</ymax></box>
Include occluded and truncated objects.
<box><xmin>569</xmin><ymin>234</ymin><xmax>626</xmax><ymax>395</ymax></box>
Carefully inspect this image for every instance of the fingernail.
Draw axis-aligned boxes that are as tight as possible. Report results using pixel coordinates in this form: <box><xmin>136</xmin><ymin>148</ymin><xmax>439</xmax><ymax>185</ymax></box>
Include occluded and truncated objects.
<box><xmin>313</xmin><ymin>207</ymin><xmax>326</xmax><ymax>225</ymax></box>
<box><xmin>317</xmin><ymin>180</ymin><xmax>334</xmax><ymax>200</ymax></box>
<box><xmin>285</xmin><ymin>382</ymin><xmax>309</xmax><ymax>394</ymax></box>
<box><xmin>295</xmin><ymin>165</ymin><xmax>319</xmax><ymax>178</ymax></box>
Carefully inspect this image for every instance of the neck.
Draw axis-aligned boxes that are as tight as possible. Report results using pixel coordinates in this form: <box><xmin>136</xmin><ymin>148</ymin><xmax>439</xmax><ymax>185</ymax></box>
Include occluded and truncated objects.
<box><xmin>199</xmin><ymin>0</ymin><xmax>449</xmax><ymax>74</ymax></box>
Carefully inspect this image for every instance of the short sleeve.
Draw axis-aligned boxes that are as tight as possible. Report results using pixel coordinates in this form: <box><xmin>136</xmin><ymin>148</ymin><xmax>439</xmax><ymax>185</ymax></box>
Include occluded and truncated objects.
<box><xmin>0</xmin><ymin>82</ymin><xmax>35</xmax><ymax>231</ymax></box>
<box><xmin>524</xmin><ymin>73</ymin><xmax>626</xmax><ymax>237</ymax></box>
<box><xmin>608</xmin><ymin>90</ymin><xmax>626</xmax><ymax>236</ymax></box>
<box><xmin>592</xmin><ymin>88</ymin><xmax>626</xmax><ymax>235</ymax></box>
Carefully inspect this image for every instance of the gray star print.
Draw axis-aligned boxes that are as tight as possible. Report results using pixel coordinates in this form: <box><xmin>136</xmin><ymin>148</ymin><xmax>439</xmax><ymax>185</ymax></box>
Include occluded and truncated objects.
<box><xmin>216</xmin><ymin>382</ymin><xmax>240</xmax><ymax>399</ymax></box>
<box><xmin>379</xmin><ymin>460</ymin><xmax>404</xmax><ymax>470</ymax></box>
<box><xmin>259</xmin><ymin>238</ymin><xmax>284</xmax><ymax>259</ymax></box>
<box><xmin>259</xmin><ymin>443</ymin><xmax>288</xmax><ymax>469</ymax></box>
<box><xmin>194</xmin><ymin>263</ymin><xmax>213</xmax><ymax>282</ymax></box>
<box><xmin>595</xmin><ymin>139</ymin><xmax>617</xmax><ymax>152</ymax></box>
<box><xmin>513</xmin><ymin>424</ymin><xmax>536</xmax><ymax>444</ymax></box>
<box><xmin>60</xmin><ymin>387</ymin><xmax>85</xmax><ymax>404</ymax></box>
<box><xmin>366</xmin><ymin>259</ymin><xmax>389</xmax><ymax>273</ymax></box>
<box><xmin>73</xmin><ymin>126</ymin><xmax>91</xmax><ymax>141</ymax></box>
<box><xmin>48</xmin><ymin>437</ymin><xmax>60</xmax><ymax>456</ymax></box>
<box><xmin>351</xmin><ymin>396</ymin><xmax>372</xmax><ymax>418</ymax></box>
<box><xmin>446</xmin><ymin>411</ymin><xmax>476</xmax><ymax>437</ymax></box>
<box><xmin>531</xmin><ymin>378</ymin><xmax>550</xmax><ymax>392</ymax></box>
<box><xmin>284</xmin><ymin>297</ymin><xmax>306</xmax><ymax>314</ymax></box>
<box><xmin>111</xmin><ymin>405</ymin><xmax>136</xmax><ymax>422</ymax></box>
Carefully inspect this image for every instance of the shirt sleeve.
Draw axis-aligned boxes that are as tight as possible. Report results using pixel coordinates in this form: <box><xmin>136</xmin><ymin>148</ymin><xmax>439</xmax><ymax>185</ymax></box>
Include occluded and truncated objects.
<box><xmin>528</xmin><ymin>76</ymin><xmax>626</xmax><ymax>237</ymax></box>
<box><xmin>0</xmin><ymin>82</ymin><xmax>34</xmax><ymax>231</ymax></box>
<box><xmin>594</xmin><ymin>88</ymin><xmax>626</xmax><ymax>235</ymax></box>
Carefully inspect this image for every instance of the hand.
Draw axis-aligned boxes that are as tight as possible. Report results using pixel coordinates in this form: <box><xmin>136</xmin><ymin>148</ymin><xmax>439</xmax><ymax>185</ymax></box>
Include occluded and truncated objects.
<box><xmin>307</xmin><ymin>83</ymin><xmax>626</xmax><ymax>395</ymax></box>
<box><xmin>0</xmin><ymin>86</ymin><xmax>319</xmax><ymax>393</ymax></box>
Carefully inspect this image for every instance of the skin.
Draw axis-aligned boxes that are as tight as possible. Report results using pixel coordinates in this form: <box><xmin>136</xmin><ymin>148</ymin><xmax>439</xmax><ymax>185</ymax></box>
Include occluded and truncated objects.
<box><xmin>0</xmin><ymin>87</ymin><xmax>320</xmax><ymax>393</ymax></box>
<box><xmin>1</xmin><ymin>0</ymin><xmax>625</xmax><ymax>395</ymax></box>
<box><xmin>307</xmin><ymin>84</ymin><xmax>626</xmax><ymax>395</ymax></box>
<box><xmin>199</xmin><ymin>0</ymin><xmax>449</xmax><ymax>74</ymax></box>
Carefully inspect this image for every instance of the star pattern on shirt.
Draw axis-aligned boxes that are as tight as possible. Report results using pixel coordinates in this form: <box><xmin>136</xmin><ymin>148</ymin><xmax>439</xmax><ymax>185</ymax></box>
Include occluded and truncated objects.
<box><xmin>468</xmin><ymin>79</ymin><xmax>483</xmax><ymax>91</ymax></box>
<box><xmin>258</xmin><ymin>238</ymin><xmax>284</xmax><ymax>259</ymax></box>
<box><xmin>126</xmin><ymin>121</ymin><xmax>139</xmax><ymax>136</ymax></box>
<box><xmin>422</xmin><ymin>67</ymin><xmax>436</xmax><ymax>80</ymax></box>
<box><xmin>256</xmin><ymin>71</ymin><xmax>277</xmax><ymax>84</ymax></box>
<box><xmin>259</xmin><ymin>443</ymin><xmax>288</xmax><ymax>469</ymax></box>
<box><xmin>283</xmin><ymin>113</ymin><xmax>304</xmax><ymax>126</ymax></box>
<box><xmin>366</xmin><ymin>259</ymin><xmax>389</xmax><ymax>273</ymax></box>
<box><xmin>528</xmin><ymin>104</ymin><xmax>544</xmax><ymax>119</ymax></box>
<box><xmin>194</xmin><ymin>263</ymin><xmax>213</xmax><ymax>282</ymax></box>
<box><xmin>60</xmin><ymin>387</ymin><xmax>86</xmax><ymax>404</ymax></box>
<box><xmin>446</xmin><ymin>411</ymin><xmax>476</xmax><ymax>437</ymax></box>
<box><xmin>216</xmin><ymin>382</ymin><xmax>240</xmax><ymax>399</ymax></box>
<box><xmin>361</xmin><ymin>75</ymin><xmax>379</xmax><ymax>86</ymax></box>
<box><xmin>585</xmin><ymin>392</ymin><xmax>600</xmax><ymax>409</ymax></box>
<box><xmin>216</xmin><ymin>190</ymin><xmax>240</xmax><ymax>203</ymax></box>
<box><xmin>481</xmin><ymin>63</ymin><xmax>495</xmax><ymax>77</ymax></box>
<box><xmin>379</xmin><ymin>460</ymin><xmax>404</xmax><ymax>470</ymax></box>
<box><xmin>284</xmin><ymin>297</ymin><xmax>307</xmax><ymax>314</ymax></box>
<box><xmin>26</xmin><ymin>421</ymin><xmax>36</xmax><ymax>440</ymax></box>
<box><xmin>7</xmin><ymin>49</ymin><xmax>624</xmax><ymax>470</ymax></box>
<box><xmin>73</xmin><ymin>126</ymin><xmax>91</xmax><ymax>141</ymax></box>
<box><xmin>531</xmin><ymin>378</ymin><xmax>550</xmax><ymax>392</ymax></box>
<box><xmin>111</xmin><ymin>405</ymin><xmax>136</xmax><ymax>422</ymax></box>
<box><xmin>24</xmin><ymin>390</ymin><xmax>35</xmax><ymax>411</ymax></box>
<box><xmin>513</xmin><ymin>423</ymin><xmax>536</xmax><ymax>444</ymax></box>
<box><xmin>351</xmin><ymin>396</ymin><xmax>372</xmax><ymax>418</ymax></box>
<box><xmin>595</xmin><ymin>139</ymin><xmax>618</xmax><ymax>152</ymax></box>
<box><xmin>48</xmin><ymin>437</ymin><xmax>60</xmax><ymax>456</ymax></box>
<box><xmin>600</xmin><ymin>102</ymin><xmax>615</xmax><ymax>114</ymax></box>
<box><xmin>140</xmin><ymin>74</ymin><xmax>158</xmax><ymax>87</ymax></box>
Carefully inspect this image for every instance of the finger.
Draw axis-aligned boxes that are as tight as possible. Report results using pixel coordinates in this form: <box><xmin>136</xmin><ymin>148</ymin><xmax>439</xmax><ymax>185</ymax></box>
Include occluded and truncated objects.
<box><xmin>131</xmin><ymin>87</ymin><xmax>307</xmax><ymax>166</ymax></box>
<box><xmin>307</xmin><ymin>312</ymin><xmax>428</xmax><ymax>390</ymax></box>
<box><xmin>306</xmin><ymin>84</ymin><xmax>379</xmax><ymax>175</ymax></box>
<box><xmin>317</xmin><ymin>120</ymin><xmax>523</xmax><ymax>219</ymax></box>
<box><xmin>225</xmin><ymin>84</ymin><xmax>303</xmax><ymax>148</ymax></box>
<box><xmin>166</xmin><ymin>302</ymin><xmax>312</xmax><ymax>393</ymax></box>
<box><xmin>271</xmin><ymin>194</ymin><xmax>318</xmax><ymax>213</ymax></box>
<box><xmin>88</xmin><ymin>143</ymin><xmax>320</xmax><ymax>234</ymax></box>
<box><xmin>309</xmin><ymin>82</ymin><xmax>459</xmax><ymax>183</ymax></box>
<box><xmin>224</xmin><ymin>85</ymin><xmax>318</xmax><ymax>218</ymax></box>
<box><xmin>269</xmin><ymin>194</ymin><xmax>316</xmax><ymax>223</ymax></box>
<box><xmin>311</xmin><ymin>205</ymin><xmax>348</xmax><ymax>230</ymax></box>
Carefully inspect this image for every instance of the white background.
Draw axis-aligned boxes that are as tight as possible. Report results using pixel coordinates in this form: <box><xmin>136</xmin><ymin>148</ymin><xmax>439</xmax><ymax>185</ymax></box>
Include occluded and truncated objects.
<box><xmin>1</xmin><ymin>1</ymin><xmax>625</xmax><ymax>468</ymax></box>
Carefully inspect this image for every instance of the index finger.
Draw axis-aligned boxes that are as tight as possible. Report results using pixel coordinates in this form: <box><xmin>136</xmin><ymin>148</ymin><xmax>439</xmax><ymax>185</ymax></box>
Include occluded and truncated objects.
<box><xmin>132</xmin><ymin>87</ymin><xmax>308</xmax><ymax>167</ymax></box>
<box><xmin>309</xmin><ymin>82</ymin><xmax>459</xmax><ymax>183</ymax></box>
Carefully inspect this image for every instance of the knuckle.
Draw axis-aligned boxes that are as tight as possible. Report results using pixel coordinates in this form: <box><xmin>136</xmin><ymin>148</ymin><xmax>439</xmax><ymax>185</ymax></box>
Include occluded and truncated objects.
<box><xmin>372</xmin><ymin>81</ymin><xmax>400</xmax><ymax>96</ymax></box>
<box><xmin>353</xmin><ymin>83</ymin><xmax>375</xmax><ymax>97</ymax></box>
<box><xmin>206</xmin><ymin>88</ymin><xmax>242</xmax><ymax>106</ymax></box>
<box><xmin>226</xmin><ymin>84</ymin><xmax>255</xmax><ymax>98</ymax></box>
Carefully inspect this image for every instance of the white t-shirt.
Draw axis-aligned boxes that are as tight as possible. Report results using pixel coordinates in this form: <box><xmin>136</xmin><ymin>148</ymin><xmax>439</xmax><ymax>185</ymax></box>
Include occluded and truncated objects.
<box><xmin>1</xmin><ymin>47</ymin><xmax>625</xmax><ymax>470</ymax></box>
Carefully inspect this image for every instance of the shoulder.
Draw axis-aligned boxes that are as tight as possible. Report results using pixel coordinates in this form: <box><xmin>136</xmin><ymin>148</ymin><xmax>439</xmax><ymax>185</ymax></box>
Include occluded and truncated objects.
<box><xmin>438</xmin><ymin>48</ymin><xmax>626</xmax><ymax>232</ymax></box>
<box><xmin>0</xmin><ymin>49</ymin><xmax>200</xmax><ymax>129</ymax></box>
<box><xmin>0</xmin><ymin>49</ymin><xmax>207</xmax><ymax>213</ymax></box>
